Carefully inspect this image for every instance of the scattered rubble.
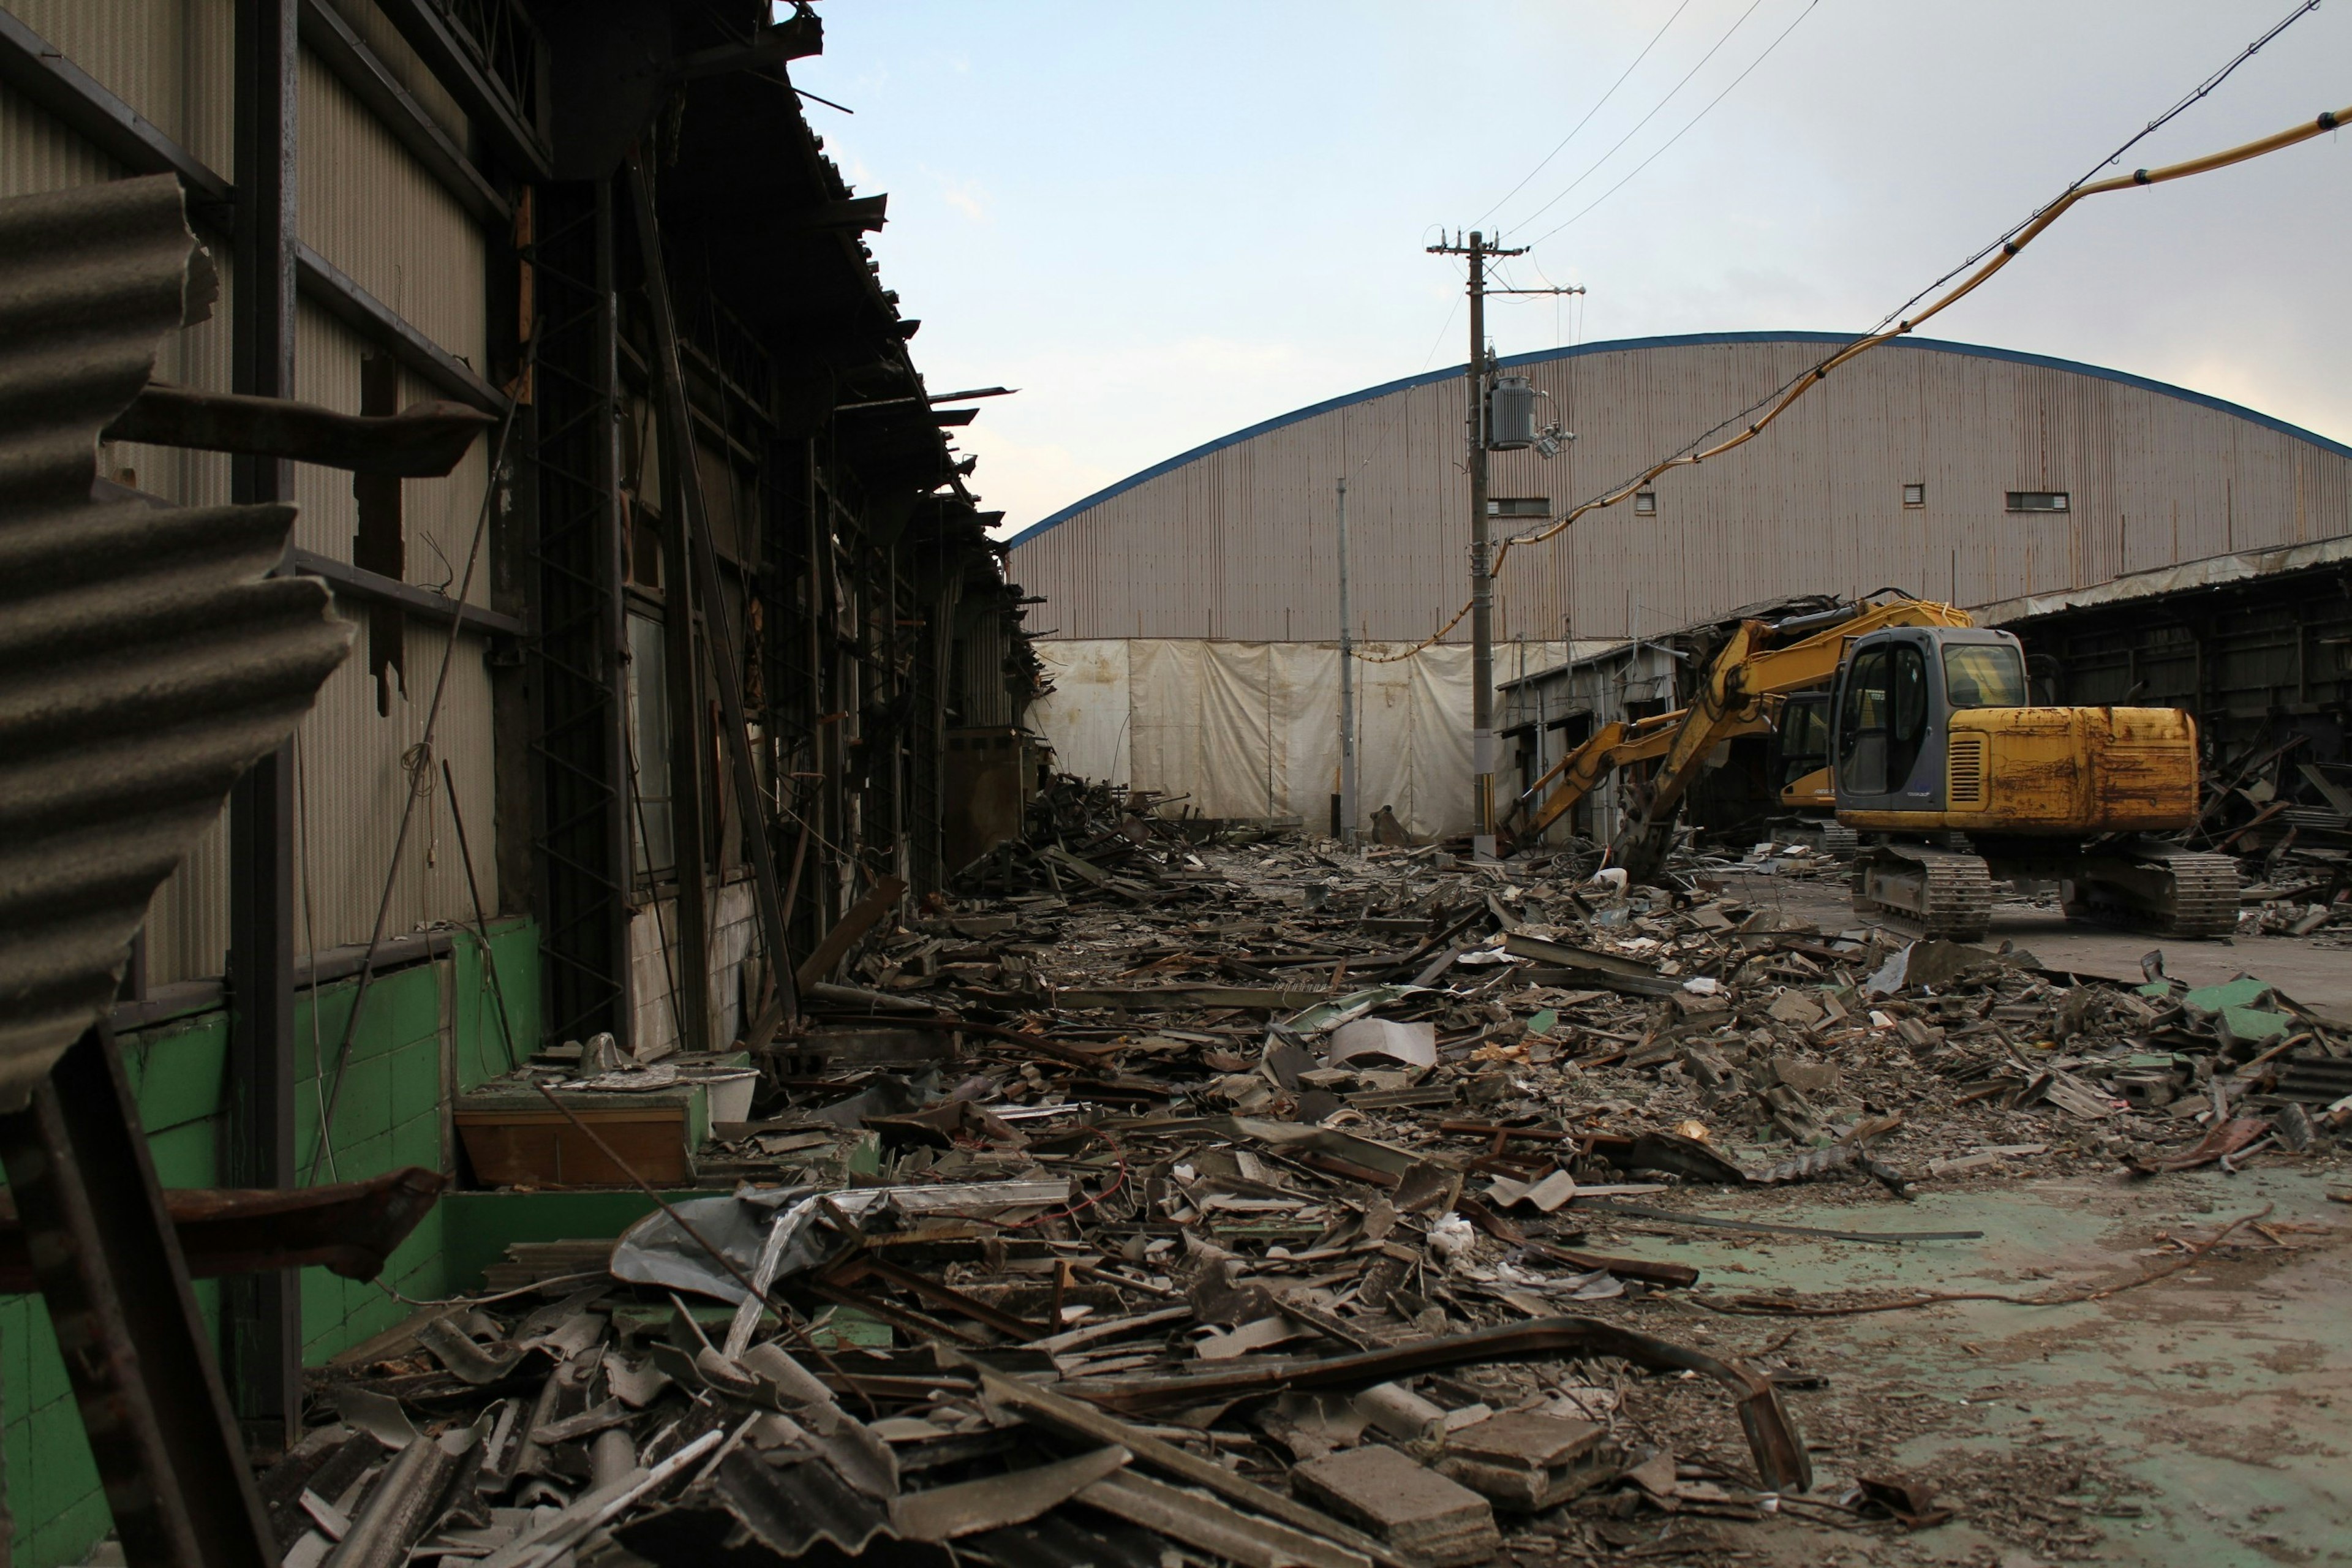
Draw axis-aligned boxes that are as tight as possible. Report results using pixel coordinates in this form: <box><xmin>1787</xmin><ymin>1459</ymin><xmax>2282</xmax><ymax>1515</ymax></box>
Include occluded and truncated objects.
<box><xmin>304</xmin><ymin>780</ymin><xmax>2352</xmax><ymax>1567</ymax></box>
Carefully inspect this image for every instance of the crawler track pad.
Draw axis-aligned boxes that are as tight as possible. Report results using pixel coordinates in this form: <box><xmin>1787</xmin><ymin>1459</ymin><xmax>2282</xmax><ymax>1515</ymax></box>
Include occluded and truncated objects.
<box><xmin>1851</xmin><ymin>845</ymin><xmax>1993</xmax><ymax>942</ymax></box>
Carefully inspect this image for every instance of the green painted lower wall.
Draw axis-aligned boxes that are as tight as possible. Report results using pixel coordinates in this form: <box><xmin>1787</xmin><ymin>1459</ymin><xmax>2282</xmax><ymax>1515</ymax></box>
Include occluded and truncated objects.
<box><xmin>0</xmin><ymin>918</ymin><xmax>538</xmax><ymax>1567</ymax></box>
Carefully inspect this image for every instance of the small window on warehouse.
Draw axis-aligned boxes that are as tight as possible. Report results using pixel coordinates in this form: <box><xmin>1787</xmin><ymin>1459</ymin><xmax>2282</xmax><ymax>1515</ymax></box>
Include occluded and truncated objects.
<box><xmin>2007</xmin><ymin>490</ymin><xmax>2069</xmax><ymax>513</ymax></box>
<box><xmin>1634</xmin><ymin>490</ymin><xmax>1657</xmax><ymax>516</ymax></box>
<box><xmin>1903</xmin><ymin>483</ymin><xmax>1925</xmax><ymax>508</ymax></box>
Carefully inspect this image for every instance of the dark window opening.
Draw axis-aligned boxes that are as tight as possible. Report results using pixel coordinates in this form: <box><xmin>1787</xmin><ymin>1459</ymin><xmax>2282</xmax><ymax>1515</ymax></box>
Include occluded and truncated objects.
<box><xmin>1838</xmin><ymin>647</ymin><xmax>1890</xmax><ymax>796</ymax></box>
<box><xmin>2007</xmin><ymin>490</ymin><xmax>2069</xmax><ymax>513</ymax></box>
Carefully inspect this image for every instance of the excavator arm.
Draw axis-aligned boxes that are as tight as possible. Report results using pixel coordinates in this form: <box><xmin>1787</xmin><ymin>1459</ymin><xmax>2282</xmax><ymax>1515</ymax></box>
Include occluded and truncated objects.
<box><xmin>1588</xmin><ymin>598</ymin><xmax>1973</xmax><ymax>879</ymax></box>
<box><xmin>1500</xmin><ymin>711</ymin><xmax>1687</xmax><ymax>844</ymax></box>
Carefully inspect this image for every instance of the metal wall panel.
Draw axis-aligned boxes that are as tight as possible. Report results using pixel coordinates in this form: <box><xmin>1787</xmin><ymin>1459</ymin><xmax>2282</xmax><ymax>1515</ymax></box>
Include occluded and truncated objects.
<box><xmin>323</xmin><ymin>0</ymin><xmax>471</xmax><ymax>151</ymax></box>
<box><xmin>1009</xmin><ymin>334</ymin><xmax>2352</xmax><ymax>645</ymax></box>
<box><xmin>0</xmin><ymin>85</ymin><xmax>123</xmax><ymax>198</ymax></box>
<box><xmin>288</xmin><ymin>607</ymin><xmax>498</xmax><ymax>952</ymax></box>
<box><xmin>297</xmin><ymin>42</ymin><xmax>485</xmax><ymax>375</ymax></box>
<box><xmin>4</xmin><ymin>0</ymin><xmax>236</xmax><ymax>174</ymax></box>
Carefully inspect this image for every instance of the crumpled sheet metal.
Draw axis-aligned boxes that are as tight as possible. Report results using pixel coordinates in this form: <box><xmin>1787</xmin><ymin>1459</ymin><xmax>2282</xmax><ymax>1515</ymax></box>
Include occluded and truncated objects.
<box><xmin>0</xmin><ymin>174</ymin><xmax>350</xmax><ymax>1107</ymax></box>
<box><xmin>1058</xmin><ymin>1315</ymin><xmax>1812</xmax><ymax>1496</ymax></box>
<box><xmin>609</xmin><ymin>1178</ymin><xmax>1081</xmax><ymax>1305</ymax></box>
<box><xmin>608</xmin><ymin>1184</ymin><xmax>831</xmax><ymax>1306</ymax></box>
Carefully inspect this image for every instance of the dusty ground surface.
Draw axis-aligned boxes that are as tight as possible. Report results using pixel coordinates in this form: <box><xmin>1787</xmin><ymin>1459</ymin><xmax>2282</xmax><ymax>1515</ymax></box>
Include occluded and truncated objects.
<box><xmin>1537</xmin><ymin>1163</ymin><xmax>2352</xmax><ymax>1566</ymax></box>
<box><xmin>1724</xmin><ymin>867</ymin><xmax>2352</xmax><ymax>1017</ymax></box>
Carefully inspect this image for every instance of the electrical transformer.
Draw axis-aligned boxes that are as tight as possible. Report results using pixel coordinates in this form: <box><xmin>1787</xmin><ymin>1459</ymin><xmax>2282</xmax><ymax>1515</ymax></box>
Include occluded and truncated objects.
<box><xmin>1487</xmin><ymin>374</ymin><xmax>1537</xmax><ymax>450</ymax></box>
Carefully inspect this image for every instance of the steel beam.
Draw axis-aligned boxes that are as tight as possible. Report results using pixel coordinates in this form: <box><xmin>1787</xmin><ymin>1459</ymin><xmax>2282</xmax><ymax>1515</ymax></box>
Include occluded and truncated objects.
<box><xmin>0</xmin><ymin>1027</ymin><xmax>277</xmax><ymax>1568</ymax></box>
<box><xmin>224</xmin><ymin>0</ymin><xmax>301</xmax><ymax>1450</ymax></box>
<box><xmin>627</xmin><ymin>154</ymin><xmax>800</xmax><ymax>1029</ymax></box>
<box><xmin>296</xmin><ymin>0</ymin><xmax>510</xmax><ymax>225</ymax></box>
<box><xmin>286</xmin><ymin>548</ymin><xmax>529</xmax><ymax>638</ymax></box>
<box><xmin>296</xmin><ymin>243</ymin><xmax>509</xmax><ymax>414</ymax></box>
<box><xmin>527</xmin><ymin>179</ymin><xmax>633</xmax><ymax>1052</ymax></box>
<box><xmin>105</xmin><ymin>381</ymin><xmax>494</xmax><ymax>476</ymax></box>
<box><xmin>370</xmin><ymin>0</ymin><xmax>554</xmax><ymax>183</ymax></box>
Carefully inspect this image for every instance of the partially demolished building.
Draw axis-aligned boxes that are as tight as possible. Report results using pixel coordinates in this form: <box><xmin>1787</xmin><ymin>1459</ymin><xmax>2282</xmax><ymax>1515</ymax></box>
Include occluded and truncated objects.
<box><xmin>0</xmin><ymin>3</ymin><xmax>1034</xmax><ymax>1559</ymax></box>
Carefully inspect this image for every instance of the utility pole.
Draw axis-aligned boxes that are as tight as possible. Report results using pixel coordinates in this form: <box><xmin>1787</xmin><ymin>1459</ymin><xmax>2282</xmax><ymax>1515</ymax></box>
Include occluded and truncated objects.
<box><xmin>1336</xmin><ymin>476</ymin><xmax>1357</xmax><ymax>848</ymax></box>
<box><xmin>1427</xmin><ymin>229</ymin><xmax>1524</xmax><ymax>856</ymax></box>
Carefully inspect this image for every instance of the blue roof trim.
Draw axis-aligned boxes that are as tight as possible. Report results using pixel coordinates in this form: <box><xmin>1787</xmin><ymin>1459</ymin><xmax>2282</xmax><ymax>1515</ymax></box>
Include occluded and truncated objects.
<box><xmin>1001</xmin><ymin>330</ymin><xmax>2352</xmax><ymax>551</ymax></box>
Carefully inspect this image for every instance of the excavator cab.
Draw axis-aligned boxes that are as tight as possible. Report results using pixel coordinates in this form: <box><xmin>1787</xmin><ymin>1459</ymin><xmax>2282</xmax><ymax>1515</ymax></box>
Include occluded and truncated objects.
<box><xmin>1770</xmin><ymin>690</ymin><xmax>1833</xmax><ymax>807</ymax></box>
<box><xmin>1826</xmin><ymin>624</ymin><xmax>2236</xmax><ymax>940</ymax></box>
<box><xmin>1829</xmin><ymin>627</ymin><xmax>2026</xmax><ymax>813</ymax></box>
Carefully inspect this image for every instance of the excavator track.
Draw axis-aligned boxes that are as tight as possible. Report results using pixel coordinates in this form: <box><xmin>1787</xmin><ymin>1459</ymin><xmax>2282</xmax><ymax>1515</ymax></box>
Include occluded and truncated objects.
<box><xmin>1850</xmin><ymin>843</ymin><xmax>1994</xmax><ymax>942</ymax></box>
<box><xmin>2060</xmin><ymin>845</ymin><xmax>2240</xmax><ymax>938</ymax></box>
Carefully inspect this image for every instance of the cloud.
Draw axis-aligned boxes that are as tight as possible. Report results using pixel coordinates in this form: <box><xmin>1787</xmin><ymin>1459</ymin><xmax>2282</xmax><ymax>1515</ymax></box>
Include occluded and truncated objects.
<box><xmin>937</xmin><ymin>175</ymin><xmax>989</xmax><ymax>224</ymax></box>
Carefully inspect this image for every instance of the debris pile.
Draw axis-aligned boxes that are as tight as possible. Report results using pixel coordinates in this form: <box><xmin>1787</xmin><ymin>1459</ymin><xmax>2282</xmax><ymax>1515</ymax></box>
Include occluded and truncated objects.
<box><xmin>322</xmin><ymin>810</ymin><xmax>2352</xmax><ymax>1566</ymax></box>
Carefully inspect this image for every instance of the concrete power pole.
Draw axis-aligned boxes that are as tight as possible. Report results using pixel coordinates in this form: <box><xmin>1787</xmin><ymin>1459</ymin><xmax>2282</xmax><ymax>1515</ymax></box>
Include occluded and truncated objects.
<box><xmin>1336</xmin><ymin>476</ymin><xmax>1357</xmax><ymax>848</ymax></box>
<box><xmin>1427</xmin><ymin>229</ymin><xmax>1526</xmax><ymax>856</ymax></box>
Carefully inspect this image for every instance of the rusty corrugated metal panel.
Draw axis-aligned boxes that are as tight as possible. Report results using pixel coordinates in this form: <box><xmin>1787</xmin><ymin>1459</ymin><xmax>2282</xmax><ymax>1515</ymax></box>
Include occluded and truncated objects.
<box><xmin>1009</xmin><ymin>334</ymin><xmax>2352</xmax><ymax>644</ymax></box>
<box><xmin>0</xmin><ymin>175</ymin><xmax>351</xmax><ymax>1106</ymax></box>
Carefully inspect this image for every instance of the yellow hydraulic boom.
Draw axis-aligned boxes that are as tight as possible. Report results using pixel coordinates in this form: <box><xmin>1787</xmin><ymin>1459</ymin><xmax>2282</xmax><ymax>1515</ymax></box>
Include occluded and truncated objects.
<box><xmin>1499</xmin><ymin>597</ymin><xmax>1975</xmax><ymax>858</ymax></box>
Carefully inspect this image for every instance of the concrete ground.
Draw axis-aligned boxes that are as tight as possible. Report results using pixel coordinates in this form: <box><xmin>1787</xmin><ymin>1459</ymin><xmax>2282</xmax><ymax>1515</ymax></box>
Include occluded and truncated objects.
<box><xmin>1719</xmin><ymin>869</ymin><xmax>2352</xmax><ymax>1017</ymax></box>
<box><xmin>1551</xmin><ymin>866</ymin><xmax>2352</xmax><ymax>1564</ymax></box>
<box><xmin>1576</xmin><ymin>1163</ymin><xmax>2352</xmax><ymax>1567</ymax></box>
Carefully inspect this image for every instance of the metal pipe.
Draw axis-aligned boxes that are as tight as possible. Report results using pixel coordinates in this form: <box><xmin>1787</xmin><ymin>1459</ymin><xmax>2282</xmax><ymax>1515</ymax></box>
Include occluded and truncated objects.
<box><xmin>1336</xmin><ymin>477</ymin><xmax>1357</xmax><ymax>848</ymax></box>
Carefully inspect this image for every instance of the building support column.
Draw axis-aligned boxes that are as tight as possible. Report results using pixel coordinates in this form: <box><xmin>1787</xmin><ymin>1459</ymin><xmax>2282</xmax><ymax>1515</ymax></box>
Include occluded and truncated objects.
<box><xmin>223</xmin><ymin>0</ymin><xmax>301</xmax><ymax>1449</ymax></box>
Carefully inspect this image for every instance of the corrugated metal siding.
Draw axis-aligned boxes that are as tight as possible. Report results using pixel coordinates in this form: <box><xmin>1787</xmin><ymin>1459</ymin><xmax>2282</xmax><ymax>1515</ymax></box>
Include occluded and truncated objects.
<box><xmin>4</xmin><ymin>0</ymin><xmax>235</xmax><ymax>174</ymax></box>
<box><xmin>287</xmin><ymin>612</ymin><xmax>496</xmax><ymax>951</ymax></box>
<box><xmin>0</xmin><ymin>86</ymin><xmax>124</xmax><ymax>199</ymax></box>
<box><xmin>1011</xmin><ymin>336</ymin><xmax>2352</xmax><ymax>643</ymax></box>
<box><xmin>326</xmin><ymin>0</ymin><xmax>472</xmax><ymax>151</ymax></box>
<box><xmin>298</xmin><ymin>43</ymin><xmax>486</xmax><ymax>375</ymax></box>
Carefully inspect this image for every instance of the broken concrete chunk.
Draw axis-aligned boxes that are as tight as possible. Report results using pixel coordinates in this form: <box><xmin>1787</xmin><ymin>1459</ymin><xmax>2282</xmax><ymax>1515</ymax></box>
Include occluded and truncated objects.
<box><xmin>1438</xmin><ymin>1412</ymin><xmax>1618</xmax><ymax>1510</ymax></box>
<box><xmin>1291</xmin><ymin>1442</ymin><xmax>1501</xmax><ymax>1567</ymax></box>
<box><xmin>1766</xmin><ymin>991</ymin><xmax>1825</xmax><ymax>1028</ymax></box>
<box><xmin>1768</xmin><ymin>1055</ymin><xmax>1841</xmax><ymax>1095</ymax></box>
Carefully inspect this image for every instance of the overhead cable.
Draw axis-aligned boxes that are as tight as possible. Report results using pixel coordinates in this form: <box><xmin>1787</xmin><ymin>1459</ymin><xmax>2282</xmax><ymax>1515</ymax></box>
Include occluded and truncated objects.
<box><xmin>1525</xmin><ymin>0</ymin><xmax>1820</xmax><ymax>250</ymax></box>
<box><xmin>1506</xmin><ymin>0</ymin><xmax>1771</xmax><ymax>234</ymax></box>
<box><xmin>1476</xmin><ymin>0</ymin><xmax>1696</xmax><ymax>228</ymax></box>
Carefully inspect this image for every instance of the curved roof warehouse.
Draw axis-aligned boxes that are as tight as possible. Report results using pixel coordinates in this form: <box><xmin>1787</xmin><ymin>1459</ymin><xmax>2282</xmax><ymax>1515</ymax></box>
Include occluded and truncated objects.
<box><xmin>1006</xmin><ymin>331</ymin><xmax>2352</xmax><ymax>644</ymax></box>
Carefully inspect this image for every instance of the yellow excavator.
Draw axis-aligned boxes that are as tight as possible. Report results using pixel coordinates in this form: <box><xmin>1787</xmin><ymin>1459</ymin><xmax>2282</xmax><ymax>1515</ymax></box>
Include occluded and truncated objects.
<box><xmin>1500</xmin><ymin>596</ymin><xmax>2238</xmax><ymax>941</ymax></box>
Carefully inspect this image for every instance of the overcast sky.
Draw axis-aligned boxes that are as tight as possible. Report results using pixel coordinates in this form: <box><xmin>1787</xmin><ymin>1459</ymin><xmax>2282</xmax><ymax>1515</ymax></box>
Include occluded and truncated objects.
<box><xmin>788</xmin><ymin>1</ymin><xmax>2352</xmax><ymax>535</ymax></box>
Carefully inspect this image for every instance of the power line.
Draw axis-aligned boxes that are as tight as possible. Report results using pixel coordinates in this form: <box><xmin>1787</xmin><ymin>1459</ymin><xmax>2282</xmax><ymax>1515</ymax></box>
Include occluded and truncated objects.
<box><xmin>1506</xmin><ymin>0</ymin><xmax>1771</xmax><ymax>233</ymax></box>
<box><xmin>1476</xmin><ymin>0</ymin><xmax>1696</xmax><ymax>228</ymax></box>
<box><xmin>1361</xmin><ymin>13</ymin><xmax>2342</xmax><ymax>663</ymax></box>
<box><xmin>1526</xmin><ymin>0</ymin><xmax>1820</xmax><ymax>250</ymax></box>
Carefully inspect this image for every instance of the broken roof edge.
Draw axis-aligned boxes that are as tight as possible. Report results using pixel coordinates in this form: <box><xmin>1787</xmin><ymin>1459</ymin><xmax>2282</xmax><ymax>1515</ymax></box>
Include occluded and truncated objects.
<box><xmin>1002</xmin><ymin>331</ymin><xmax>2352</xmax><ymax>552</ymax></box>
<box><xmin>1973</xmin><ymin>530</ymin><xmax>2352</xmax><ymax>627</ymax></box>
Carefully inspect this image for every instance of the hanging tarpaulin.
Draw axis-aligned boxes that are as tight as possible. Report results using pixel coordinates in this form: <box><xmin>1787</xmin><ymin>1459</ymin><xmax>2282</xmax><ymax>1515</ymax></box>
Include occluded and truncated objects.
<box><xmin>1025</xmin><ymin>640</ymin><xmax>1570</xmax><ymax>839</ymax></box>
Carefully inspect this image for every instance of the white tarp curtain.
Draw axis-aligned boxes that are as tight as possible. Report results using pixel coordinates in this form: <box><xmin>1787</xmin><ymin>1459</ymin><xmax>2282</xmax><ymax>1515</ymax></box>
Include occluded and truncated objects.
<box><xmin>1027</xmin><ymin>640</ymin><xmax>1569</xmax><ymax>839</ymax></box>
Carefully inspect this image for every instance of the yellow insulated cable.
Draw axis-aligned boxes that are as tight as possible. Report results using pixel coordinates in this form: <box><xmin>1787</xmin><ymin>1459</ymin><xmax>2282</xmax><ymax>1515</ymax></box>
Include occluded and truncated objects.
<box><xmin>1361</xmin><ymin>102</ymin><xmax>2350</xmax><ymax>665</ymax></box>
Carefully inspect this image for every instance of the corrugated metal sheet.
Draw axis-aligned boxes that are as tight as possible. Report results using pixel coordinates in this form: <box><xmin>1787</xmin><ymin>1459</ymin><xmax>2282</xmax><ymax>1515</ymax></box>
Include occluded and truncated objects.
<box><xmin>0</xmin><ymin>174</ymin><xmax>350</xmax><ymax>1106</ymax></box>
<box><xmin>4</xmin><ymin>0</ymin><xmax>236</xmax><ymax>175</ymax></box>
<box><xmin>288</xmin><ymin>612</ymin><xmax>496</xmax><ymax>951</ymax></box>
<box><xmin>325</xmin><ymin>0</ymin><xmax>472</xmax><ymax>153</ymax></box>
<box><xmin>1008</xmin><ymin>333</ymin><xmax>2352</xmax><ymax>644</ymax></box>
<box><xmin>297</xmin><ymin>42</ymin><xmax>486</xmax><ymax>372</ymax></box>
<box><xmin>0</xmin><ymin>81</ymin><xmax>124</xmax><ymax>200</ymax></box>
